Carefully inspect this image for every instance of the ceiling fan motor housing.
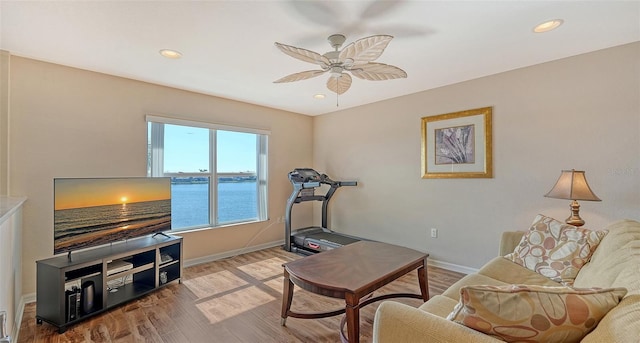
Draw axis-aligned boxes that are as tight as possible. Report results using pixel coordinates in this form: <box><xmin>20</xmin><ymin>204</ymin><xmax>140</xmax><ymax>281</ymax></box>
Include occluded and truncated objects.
<box><xmin>324</xmin><ymin>50</ymin><xmax>340</xmax><ymax>64</ymax></box>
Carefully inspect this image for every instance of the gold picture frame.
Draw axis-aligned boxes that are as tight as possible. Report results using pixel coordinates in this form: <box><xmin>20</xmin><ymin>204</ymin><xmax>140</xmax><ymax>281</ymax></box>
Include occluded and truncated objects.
<box><xmin>421</xmin><ymin>107</ymin><xmax>493</xmax><ymax>178</ymax></box>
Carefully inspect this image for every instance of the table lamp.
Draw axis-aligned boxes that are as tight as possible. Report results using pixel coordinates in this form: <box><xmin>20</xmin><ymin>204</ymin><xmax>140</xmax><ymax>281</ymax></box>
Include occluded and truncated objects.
<box><xmin>544</xmin><ymin>169</ymin><xmax>601</xmax><ymax>227</ymax></box>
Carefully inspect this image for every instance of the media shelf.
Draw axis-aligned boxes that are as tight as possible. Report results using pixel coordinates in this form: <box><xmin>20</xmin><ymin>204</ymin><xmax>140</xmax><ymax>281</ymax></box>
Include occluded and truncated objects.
<box><xmin>36</xmin><ymin>235</ymin><xmax>182</xmax><ymax>333</ymax></box>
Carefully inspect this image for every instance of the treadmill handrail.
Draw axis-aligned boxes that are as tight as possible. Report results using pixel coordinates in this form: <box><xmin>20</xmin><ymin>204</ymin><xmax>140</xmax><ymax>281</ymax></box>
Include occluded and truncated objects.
<box><xmin>338</xmin><ymin>181</ymin><xmax>357</xmax><ymax>187</ymax></box>
<box><xmin>294</xmin><ymin>195</ymin><xmax>325</xmax><ymax>203</ymax></box>
<box><xmin>301</xmin><ymin>181</ymin><xmax>320</xmax><ymax>188</ymax></box>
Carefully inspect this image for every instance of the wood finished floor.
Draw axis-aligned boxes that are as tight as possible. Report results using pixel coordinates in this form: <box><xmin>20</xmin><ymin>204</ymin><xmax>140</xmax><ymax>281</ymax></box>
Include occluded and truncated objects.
<box><xmin>18</xmin><ymin>246</ymin><xmax>465</xmax><ymax>343</ymax></box>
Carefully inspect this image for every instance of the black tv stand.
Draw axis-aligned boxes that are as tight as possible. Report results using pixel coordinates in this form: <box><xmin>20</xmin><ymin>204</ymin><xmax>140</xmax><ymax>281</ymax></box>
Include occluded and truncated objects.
<box><xmin>36</xmin><ymin>235</ymin><xmax>182</xmax><ymax>333</ymax></box>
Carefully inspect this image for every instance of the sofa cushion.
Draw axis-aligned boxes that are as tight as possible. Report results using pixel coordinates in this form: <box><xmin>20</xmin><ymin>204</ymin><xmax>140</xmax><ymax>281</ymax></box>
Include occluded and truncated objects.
<box><xmin>447</xmin><ymin>284</ymin><xmax>627</xmax><ymax>343</ymax></box>
<box><xmin>581</xmin><ymin>294</ymin><xmax>640</xmax><ymax>343</ymax></box>
<box><xmin>479</xmin><ymin>256</ymin><xmax>562</xmax><ymax>286</ymax></box>
<box><xmin>418</xmin><ymin>294</ymin><xmax>460</xmax><ymax>318</ymax></box>
<box><xmin>504</xmin><ymin>214</ymin><xmax>607</xmax><ymax>285</ymax></box>
<box><xmin>573</xmin><ymin>219</ymin><xmax>640</xmax><ymax>295</ymax></box>
<box><xmin>374</xmin><ymin>301</ymin><xmax>504</xmax><ymax>343</ymax></box>
<box><xmin>441</xmin><ymin>257</ymin><xmax>561</xmax><ymax>302</ymax></box>
<box><xmin>441</xmin><ymin>272</ymin><xmax>510</xmax><ymax>300</ymax></box>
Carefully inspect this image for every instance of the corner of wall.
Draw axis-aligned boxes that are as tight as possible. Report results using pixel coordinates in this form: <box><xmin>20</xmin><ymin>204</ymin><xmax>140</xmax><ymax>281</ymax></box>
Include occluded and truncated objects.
<box><xmin>0</xmin><ymin>50</ymin><xmax>10</xmax><ymax>196</ymax></box>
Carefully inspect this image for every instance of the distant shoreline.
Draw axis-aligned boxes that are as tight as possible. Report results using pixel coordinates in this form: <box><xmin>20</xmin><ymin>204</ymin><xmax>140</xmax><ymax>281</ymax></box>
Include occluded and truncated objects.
<box><xmin>171</xmin><ymin>179</ymin><xmax>257</xmax><ymax>184</ymax></box>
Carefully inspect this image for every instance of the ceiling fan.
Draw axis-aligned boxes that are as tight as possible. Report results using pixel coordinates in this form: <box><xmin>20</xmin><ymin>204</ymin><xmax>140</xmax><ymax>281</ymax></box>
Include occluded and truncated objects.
<box><xmin>273</xmin><ymin>34</ymin><xmax>407</xmax><ymax>95</ymax></box>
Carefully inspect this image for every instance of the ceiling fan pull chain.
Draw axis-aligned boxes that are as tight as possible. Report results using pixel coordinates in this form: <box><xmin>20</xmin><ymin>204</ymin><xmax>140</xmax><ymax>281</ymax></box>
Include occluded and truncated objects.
<box><xmin>336</xmin><ymin>79</ymin><xmax>339</xmax><ymax>107</ymax></box>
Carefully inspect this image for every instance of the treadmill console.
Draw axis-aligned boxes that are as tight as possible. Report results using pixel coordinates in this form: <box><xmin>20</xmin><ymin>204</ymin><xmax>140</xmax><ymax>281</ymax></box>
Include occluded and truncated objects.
<box><xmin>289</xmin><ymin>168</ymin><xmax>322</xmax><ymax>183</ymax></box>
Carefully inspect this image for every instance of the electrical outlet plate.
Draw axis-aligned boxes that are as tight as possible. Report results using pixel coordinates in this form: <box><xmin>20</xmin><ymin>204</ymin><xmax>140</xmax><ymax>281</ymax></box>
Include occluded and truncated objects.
<box><xmin>430</xmin><ymin>228</ymin><xmax>438</xmax><ymax>238</ymax></box>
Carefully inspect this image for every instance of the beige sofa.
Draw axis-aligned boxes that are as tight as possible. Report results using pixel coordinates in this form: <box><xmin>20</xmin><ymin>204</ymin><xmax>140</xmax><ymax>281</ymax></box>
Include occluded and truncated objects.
<box><xmin>373</xmin><ymin>219</ymin><xmax>640</xmax><ymax>342</ymax></box>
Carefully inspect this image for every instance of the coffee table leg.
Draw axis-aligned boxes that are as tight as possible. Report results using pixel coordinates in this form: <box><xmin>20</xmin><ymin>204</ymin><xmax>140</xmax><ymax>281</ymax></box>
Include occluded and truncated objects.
<box><xmin>345</xmin><ymin>293</ymin><xmax>360</xmax><ymax>343</ymax></box>
<box><xmin>418</xmin><ymin>258</ymin><xmax>430</xmax><ymax>301</ymax></box>
<box><xmin>281</xmin><ymin>269</ymin><xmax>294</xmax><ymax>326</ymax></box>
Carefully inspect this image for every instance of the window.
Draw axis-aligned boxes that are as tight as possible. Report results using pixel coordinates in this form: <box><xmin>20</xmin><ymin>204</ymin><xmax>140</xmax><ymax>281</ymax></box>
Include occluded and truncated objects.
<box><xmin>147</xmin><ymin>115</ymin><xmax>268</xmax><ymax>231</ymax></box>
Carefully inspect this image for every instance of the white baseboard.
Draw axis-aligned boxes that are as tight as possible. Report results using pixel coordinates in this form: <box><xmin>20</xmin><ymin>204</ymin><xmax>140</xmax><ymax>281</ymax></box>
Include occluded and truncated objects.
<box><xmin>427</xmin><ymin>258</ymin><xmax>478</xmax><ymax>275</ymax></box>
<box><xmin>13</xmin><ymin>293</ymin><xmax>35</xmax><ymax>342</ymax></box>
<box><xmin>183</xmin><ymin>240</ymin><xmax>284</xmax><ymax>268</ymax></box>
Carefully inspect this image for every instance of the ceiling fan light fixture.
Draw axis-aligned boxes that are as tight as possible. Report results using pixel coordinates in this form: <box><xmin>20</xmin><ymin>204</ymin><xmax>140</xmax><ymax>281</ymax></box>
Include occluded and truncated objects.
<box><xmin>533</xmin><ymin>19</ymin><xmax>564</xmax><ymax>33</ymax></box>
<box><xmin>313</xmin><ymin>94</ymin><xmax>326</xmax><ymax>99</ymax></box>
<box><xmin>159</xmin><ymin>49</ymin><xmax>182</xmax><ymax>59</ymax></box>
<box><xmin>330</xmin><ymin>66</ymin><xmax>343</xmax><ymax>78</ymax></box>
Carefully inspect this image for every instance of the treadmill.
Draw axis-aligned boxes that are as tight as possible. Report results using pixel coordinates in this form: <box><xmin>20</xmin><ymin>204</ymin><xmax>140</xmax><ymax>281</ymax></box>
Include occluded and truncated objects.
<box><xmin>284</xmin><ymin>168</ymin><xmax>360</xmax><ymax>255</ymax></box>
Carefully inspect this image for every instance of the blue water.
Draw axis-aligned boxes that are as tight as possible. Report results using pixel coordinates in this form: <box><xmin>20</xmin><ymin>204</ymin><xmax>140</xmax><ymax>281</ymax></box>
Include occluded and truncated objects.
<box><xmin>171</xmin><ymin>182</ymin><xmax>257</xmax><ymax>228</ymax></box>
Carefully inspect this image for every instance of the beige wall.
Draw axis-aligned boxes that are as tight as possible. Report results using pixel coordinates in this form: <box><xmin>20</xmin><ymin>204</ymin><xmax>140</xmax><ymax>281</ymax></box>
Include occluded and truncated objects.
<box><xmin>313</xmin><ymin>42</ymin><xmax>640</xmax><ymax>270</ymax></box>
<box><xmin>8</xmin><ymin>56</ymin><xmax>314</xmax><ymax>294</ymax></box>
<box><xmin>7</xmin><ymin>43</ymin><xmax>640</xmax><ymax>295</ymax></box>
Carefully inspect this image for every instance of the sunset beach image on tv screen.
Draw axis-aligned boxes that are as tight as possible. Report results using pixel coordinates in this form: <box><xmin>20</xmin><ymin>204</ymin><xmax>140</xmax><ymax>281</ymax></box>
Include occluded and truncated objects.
<box><xmin>54</xmin><ymin>177</ymin><xmax>171</xmax><ymax>254</ymax></box>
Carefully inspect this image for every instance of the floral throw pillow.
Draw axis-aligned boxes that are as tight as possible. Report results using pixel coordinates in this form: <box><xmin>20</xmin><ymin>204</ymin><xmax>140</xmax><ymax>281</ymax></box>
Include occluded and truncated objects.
<box><xmin>447</xmin><ymin>284</ymin><xmax>627</xmax><ymax>343</ymax></box>
<box><xmin>504</xmin><ymin>214</ymin><xmax>607</xmax><ymax>285</ymax></box>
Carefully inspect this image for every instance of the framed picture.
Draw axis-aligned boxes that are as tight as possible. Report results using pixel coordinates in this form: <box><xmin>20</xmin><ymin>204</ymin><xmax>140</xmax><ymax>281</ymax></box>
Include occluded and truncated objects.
<box><xmin>421</xmin><ymin>107</ymin><xmax>493</xmax><ymax>178</ymax></box>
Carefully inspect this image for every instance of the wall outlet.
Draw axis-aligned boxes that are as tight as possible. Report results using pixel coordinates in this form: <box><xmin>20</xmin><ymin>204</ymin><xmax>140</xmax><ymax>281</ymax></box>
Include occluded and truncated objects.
<box><xmin>430</xmin><ymin>228</ymin><xmax>438</xmax><ymax>238</ymax></box>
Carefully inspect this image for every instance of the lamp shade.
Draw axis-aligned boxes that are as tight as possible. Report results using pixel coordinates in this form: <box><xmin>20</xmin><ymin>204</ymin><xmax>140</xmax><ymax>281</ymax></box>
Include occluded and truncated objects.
<box><xmin>544</xmin><ymin>169</ymin><xmax>601</xmax><ymax>201</ymax></box>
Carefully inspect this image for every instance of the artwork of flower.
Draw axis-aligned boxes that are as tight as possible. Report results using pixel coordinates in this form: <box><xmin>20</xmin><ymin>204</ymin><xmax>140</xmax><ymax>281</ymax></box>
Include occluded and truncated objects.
<box><xmin>421</xmin><ymin>106</ymin><xmax>492</xmax><ymax>178</ymax></box>
<box><xmin>435</xmin><ymin>124</ymin><xmax>475</xmax><ymax>164</ymax></box>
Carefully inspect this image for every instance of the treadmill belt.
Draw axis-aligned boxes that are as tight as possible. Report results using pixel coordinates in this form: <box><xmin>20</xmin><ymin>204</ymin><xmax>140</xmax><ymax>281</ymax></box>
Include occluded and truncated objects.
<box><xmin>307</xmin><ymin>232</ymin><xmax>359</xmax><ymax>245</ymax></box>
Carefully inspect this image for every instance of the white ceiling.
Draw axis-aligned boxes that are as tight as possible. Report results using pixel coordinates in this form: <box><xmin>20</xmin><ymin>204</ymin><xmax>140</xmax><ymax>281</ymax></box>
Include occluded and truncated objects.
<box><xmin>1</xmin><ymin>1</ymin><xmax>639</xmax><ymax>116</ymax></box>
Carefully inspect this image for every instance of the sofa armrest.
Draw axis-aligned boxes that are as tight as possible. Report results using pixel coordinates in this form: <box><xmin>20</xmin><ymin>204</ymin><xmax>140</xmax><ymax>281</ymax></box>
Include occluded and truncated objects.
<box><xmin>499</xmin><ymin>231</ymin><xmax>525</xmax><ymax>256</ymax></box>
<box><xmin>373</xmin><ymin>301</ymin><xmax>502</xmax><ymax>343</ymax></box>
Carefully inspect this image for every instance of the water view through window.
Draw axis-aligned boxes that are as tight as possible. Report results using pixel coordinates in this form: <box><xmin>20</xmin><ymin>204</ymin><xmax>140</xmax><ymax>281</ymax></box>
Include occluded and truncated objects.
<box><xmin>170</xmin><ymin>177</ymin><xmax>258</xmax><ymax>228</ymax></box>
<box><xmin>148</xmin><ymin>120</ymin><xmax>267</xmax><ymax>230</ymax></box>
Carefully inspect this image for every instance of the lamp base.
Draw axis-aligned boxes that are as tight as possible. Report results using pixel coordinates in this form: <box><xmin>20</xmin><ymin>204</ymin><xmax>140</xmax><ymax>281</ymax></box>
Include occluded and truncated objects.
<box><xmin>565</xmin><ymin>200</ymin><xmax>585</xmax><ymax>227</ymax></box>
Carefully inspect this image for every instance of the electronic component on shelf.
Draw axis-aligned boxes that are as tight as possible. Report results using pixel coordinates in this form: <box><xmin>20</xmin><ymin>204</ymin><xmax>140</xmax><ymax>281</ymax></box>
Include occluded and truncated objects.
<box><xmin>65</xmin><ymin>286</ymin><xmax>80</xmax><ymax>322</ymax></box>
<box><xmin>106</xmin><ymin>260</ymin><xmax>133</xmax><ymax>276</ymax></box>
<box><xmin>160</xmin><ymin>253</ymin><xmax>173</xmax><ymax>264</ymax></box>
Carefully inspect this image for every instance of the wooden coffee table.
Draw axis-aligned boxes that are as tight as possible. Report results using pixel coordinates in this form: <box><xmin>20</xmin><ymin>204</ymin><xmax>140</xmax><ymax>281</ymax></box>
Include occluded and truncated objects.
<box><xmin>281</xmin><ymin>241</ymin><xmax>429</xmax><ymax>343</ymax></box>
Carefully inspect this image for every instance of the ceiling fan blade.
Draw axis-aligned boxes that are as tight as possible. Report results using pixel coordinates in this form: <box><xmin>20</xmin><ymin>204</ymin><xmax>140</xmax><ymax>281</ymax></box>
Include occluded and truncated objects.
<box><xmin>274</xmin><ymin>70</ymin><xmax>327</xmax><ymax>83</ymax></box>
<box><xmin>349</xmin><ymin>62</ymin><xmax>407</xmax><ymax>81</ymax></box>
<box><xmin>326</xmin><ymin>73</ymin><xmax>352</xmax><ymax>95</ymax></box>
<box><xmin>338</xmin><ymin>35</ymin><xmax>393</xmax><ymax>64</ymax></box>
<box><xmin>360</xmin><ymin>1</ymin><xmax>403</xmax><ymax>20</ymax></box>
<box><xmin>274</xmin><ymin>42</ymin><xmax>330</xmax><ymax>68</ymax></box>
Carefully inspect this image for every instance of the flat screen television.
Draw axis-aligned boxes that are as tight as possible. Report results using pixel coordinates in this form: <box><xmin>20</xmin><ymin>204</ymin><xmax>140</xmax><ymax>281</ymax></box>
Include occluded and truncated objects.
<box><xmin>54</xmin><ymin>177</ymin><xmax>172</xmax><ymax>255</ymax></box>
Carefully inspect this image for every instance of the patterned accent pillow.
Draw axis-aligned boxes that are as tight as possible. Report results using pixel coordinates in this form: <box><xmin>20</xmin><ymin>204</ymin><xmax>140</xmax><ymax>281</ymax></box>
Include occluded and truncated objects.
<box><xmin>504</xmin><ymin>214</ymin><xmax>607</xmax><ymax>285</ymax></box>
<box><xmin>447</xmin><ymin>284</ymin><xmax>627</xmax><ymax>343</ymax></box>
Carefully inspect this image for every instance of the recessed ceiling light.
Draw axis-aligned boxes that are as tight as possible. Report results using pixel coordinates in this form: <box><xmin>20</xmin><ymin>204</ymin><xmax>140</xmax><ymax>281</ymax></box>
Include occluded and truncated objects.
<box><xmin>313</xmin><ymin>94</ymin><xmax>326</xmax><ymax>99</ymax></box>
<box><xmin>533</xmin><ymin>19</ymin><xmax>564</xmax><ymax>33</ymax></box>
<box><xmin>159</xmin><ymin>49</ymin><xmax>182</xmax><ymax>59</ymax></box>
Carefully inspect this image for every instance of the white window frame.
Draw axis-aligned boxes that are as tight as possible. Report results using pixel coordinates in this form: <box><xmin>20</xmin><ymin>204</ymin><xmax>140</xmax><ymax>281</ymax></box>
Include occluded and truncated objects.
<box><xmin>146</xmin><ymin>115</ymin><xmax>269</xmax><ymax>230</ymax></box>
